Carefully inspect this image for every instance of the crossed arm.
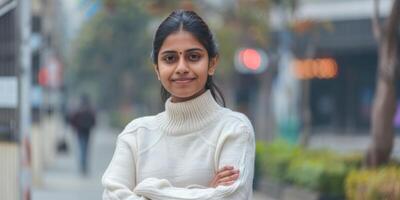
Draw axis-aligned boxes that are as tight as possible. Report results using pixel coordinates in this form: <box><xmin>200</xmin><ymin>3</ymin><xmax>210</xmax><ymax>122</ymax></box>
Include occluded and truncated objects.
<box><xmin>102</xmin><ymin>125</ymin><xmax>255</xmax><ymax>200</ymax></box>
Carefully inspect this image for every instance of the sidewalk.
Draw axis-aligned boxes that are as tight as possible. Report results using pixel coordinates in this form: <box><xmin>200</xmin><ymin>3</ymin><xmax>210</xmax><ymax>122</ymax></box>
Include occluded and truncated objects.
<box><xmin>32</xmin><ymin>122</ymin><xmax>117</xmax><ymax>200</ymax></box>
<box><xmin>308</xmin><ymin>132</ymin><xmax>400</xmax><ymax>159</ymax></box>
<box><xmin>31</xmin><ymin>122</ymin><xmax>273</xmax><ymax>200</ymax></box>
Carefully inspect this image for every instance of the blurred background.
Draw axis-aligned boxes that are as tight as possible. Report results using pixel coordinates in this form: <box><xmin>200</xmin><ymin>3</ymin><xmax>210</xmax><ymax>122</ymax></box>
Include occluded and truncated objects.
<box><xmin>0</xmin><ymin>0</ymin><xmax>399</xmax><ymax>200</ymax></box>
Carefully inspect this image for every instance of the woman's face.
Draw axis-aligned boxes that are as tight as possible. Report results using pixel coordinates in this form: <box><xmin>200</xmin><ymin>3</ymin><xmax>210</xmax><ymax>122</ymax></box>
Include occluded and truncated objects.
<box><xmin>155</xmin><ymin>30</ymin><xmax>217</xmax><ymax>103</ymax></box>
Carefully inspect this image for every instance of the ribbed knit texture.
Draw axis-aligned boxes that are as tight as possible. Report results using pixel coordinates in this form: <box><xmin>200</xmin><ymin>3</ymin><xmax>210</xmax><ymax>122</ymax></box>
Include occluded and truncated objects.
<box><xmin>156</xmin><ymin>90</ymin><xmax>223</xmax><ymax>135</ymax></box>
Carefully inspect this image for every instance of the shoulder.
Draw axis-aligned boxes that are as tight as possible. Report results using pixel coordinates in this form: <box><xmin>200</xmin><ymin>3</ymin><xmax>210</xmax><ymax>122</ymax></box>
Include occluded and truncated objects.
<box><xmin>211</xmin><ymin>108</ymin><xmax>255</xmax><ymax>145</ymax></box>
<box><xmin>219</xmin><ymin>108</ymin><xmax>254</xmax><ymax>132</ymax></box>
<box><xmin>118</xmin><ymin>115</ymin><xmax>158</xmax><ymax>141</ymax></box>
<box><xmin>212</xmin><ymin>109</ymin><xmax>255</xmax><ymax>150</ymax></box>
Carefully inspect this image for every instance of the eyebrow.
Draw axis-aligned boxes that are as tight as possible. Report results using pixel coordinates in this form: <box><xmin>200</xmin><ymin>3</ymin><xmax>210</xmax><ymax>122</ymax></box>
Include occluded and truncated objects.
<box><xmin>160</xmin><ymin>48</ymin><xmax>205</xmax><ymax>55</ymax></box>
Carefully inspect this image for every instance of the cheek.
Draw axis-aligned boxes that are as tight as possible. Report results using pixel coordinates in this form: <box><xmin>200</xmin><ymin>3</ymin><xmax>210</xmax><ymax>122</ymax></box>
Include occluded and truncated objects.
<box><xmin>157</xmin><ymin>68</ymin><xmax>172</xmax><ymax>81</ymax></box>
<box><xmin>196</xmin><ymin>65</ymin><xmax>210</xmax><ymax>79</ymax></box>
<box><xmin>192</xmin><ymin>60</ymin><xmax>209</xmax><ymax>73</ymax></box>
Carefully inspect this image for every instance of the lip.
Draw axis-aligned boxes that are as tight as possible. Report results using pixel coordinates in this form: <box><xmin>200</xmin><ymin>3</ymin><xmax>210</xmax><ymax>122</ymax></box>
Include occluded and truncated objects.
<box><xmin>172</xmin><ymin>77</ymin><xmax>196</xmax><ymax>84</ymax></box>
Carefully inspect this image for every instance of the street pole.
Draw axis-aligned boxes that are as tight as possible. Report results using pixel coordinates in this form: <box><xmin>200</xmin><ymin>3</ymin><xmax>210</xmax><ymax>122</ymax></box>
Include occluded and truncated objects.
<box><xmin>17</xmin><ymin>0</ymin><xmax>31</xmax><ymax>199</ymax></box>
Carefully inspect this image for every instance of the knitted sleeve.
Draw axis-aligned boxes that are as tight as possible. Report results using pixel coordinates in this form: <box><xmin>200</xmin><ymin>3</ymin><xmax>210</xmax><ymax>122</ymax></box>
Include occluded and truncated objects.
<box><xmin>102</xmin><ymin>132</ymin><xmax>148</xmax><ymax>200</ymax></box>
<box><xmin>133</xmin><ymin>123</ymin><xmax>255</xmax><ymax>200</ymax></box>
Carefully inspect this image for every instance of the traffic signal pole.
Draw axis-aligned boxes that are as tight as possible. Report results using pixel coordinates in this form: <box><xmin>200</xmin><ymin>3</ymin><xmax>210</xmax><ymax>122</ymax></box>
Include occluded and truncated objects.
<box><xmin>17</xmin><ymin>0</ymin><xmax>32</xmax><ymax>199</ymax></box>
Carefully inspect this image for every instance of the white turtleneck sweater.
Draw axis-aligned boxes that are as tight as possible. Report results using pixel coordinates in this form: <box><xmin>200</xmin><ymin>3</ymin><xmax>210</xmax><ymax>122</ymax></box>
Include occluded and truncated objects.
<box><xmin>102</xmin><ymin>90</ymin><xmax>255</xmax><ymax>200</ymax></box>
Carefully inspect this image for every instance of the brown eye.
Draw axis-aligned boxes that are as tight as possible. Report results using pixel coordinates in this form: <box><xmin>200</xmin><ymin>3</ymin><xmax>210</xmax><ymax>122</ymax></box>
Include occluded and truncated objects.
<box><xmin>162</xmin><ymin>54</ymin><xmax>177</xmax><ymax>64</ymax></box>
<box><xmin>188</xmin><ymin>53</ymin><xmax>201</xmax><ymax>62</ymax></box>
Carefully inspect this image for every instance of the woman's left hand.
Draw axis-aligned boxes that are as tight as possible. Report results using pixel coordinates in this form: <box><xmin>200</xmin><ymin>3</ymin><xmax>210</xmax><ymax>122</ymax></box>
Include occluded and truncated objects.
<box><xmin>209</xmin><ymin>165</ymin><xmax>240</xmax><ymax>188</ymax></box>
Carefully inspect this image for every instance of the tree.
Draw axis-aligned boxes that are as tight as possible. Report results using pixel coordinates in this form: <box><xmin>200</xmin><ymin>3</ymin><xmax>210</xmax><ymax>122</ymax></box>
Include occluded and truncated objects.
<box><xmin>69</xmin><ymin>1</ymin><xmax>154</xmax><ymax>111</ymax></box>
<box><xmin>365</xmin><ymin>0</ymin><xmax>400</xmax><ymax>167</ymax></box>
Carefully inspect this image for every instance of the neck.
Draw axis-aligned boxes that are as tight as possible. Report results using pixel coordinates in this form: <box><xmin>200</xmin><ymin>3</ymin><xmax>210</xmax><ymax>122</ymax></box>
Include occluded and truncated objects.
<box><xmin>156</xmin><ymin>90</ymin><xmax>223</xmax><ymax>135</ymax></box>
<box><xmin>170</xmin><ymin>88</ymin><xmax>206</xmax><ymax>103</ymax></box>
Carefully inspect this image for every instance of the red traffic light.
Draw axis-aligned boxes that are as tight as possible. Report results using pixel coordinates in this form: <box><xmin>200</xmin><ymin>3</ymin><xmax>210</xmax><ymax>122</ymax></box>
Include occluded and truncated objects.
<box><xmin>239</xmin><ymin>48</ymin><xmax>262</xmax><ymax>70</ymax></box>
<box><xmin>235</xmin><ymin>48</ymin><xmax>268</xmax><ymax>74</ymax></box>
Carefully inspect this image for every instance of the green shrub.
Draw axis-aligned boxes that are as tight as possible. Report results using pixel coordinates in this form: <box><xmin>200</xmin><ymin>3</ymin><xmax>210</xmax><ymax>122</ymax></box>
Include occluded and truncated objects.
<box><xmin>254</xmin><ymin>140</ymin><xmax>269</xmax><ymax>188</ymax></box>
<box><xmin>345</xmin><ymin>166</ymin><xmax>400</xmax><ymax>200</ymax></box>
<box><xmin>262</xmin><ymin>139</ymin><xmax>301</xmax><ymax>182</ymax></box>
<box><xmin>341</xmin><ymin>153</ymin><xmax>363</xmax><ymax>169</ymax></box>
<box><xmin>286</xmin><ymin>150</ymin><xmax>349</xmax><ymax>196</ymax></box>
<box><xmin>256</xmin><ymin>139</ymin><xmax>363</xmax><ymax>197</ymax></box>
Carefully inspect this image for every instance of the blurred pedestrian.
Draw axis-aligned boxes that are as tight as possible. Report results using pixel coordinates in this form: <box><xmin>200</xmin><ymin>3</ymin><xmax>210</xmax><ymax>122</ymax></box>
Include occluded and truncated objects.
<box><xmin>70</xmin><ymin>94</ymin><xmax>96</xmax><ymax>176</ymax></box>
<box><xmin>102</xmin><ymin>10</ymin><xmax>255</xmax><ymax>199</ymax></box>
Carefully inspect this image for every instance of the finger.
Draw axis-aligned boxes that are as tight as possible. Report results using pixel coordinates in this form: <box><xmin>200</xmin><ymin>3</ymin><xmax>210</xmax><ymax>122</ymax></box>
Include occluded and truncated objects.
<box><xmin>217</xmin><ymin>180</ymin><xmax>235</xmax><ymax>186</ymax></box>
<box><xmin>217</xmin><ymin>166</ymin><xmax>234</xmax><ymax>173</ymax></box>
<box><xmin>216</xmin><ymin>169</ymin><xmax>239</xmax><ymax>179</ymax></box>
<box><xmin>217</xmin><ymin>173</ymin><xmax>239</xmax><ymax>183</ymax></box>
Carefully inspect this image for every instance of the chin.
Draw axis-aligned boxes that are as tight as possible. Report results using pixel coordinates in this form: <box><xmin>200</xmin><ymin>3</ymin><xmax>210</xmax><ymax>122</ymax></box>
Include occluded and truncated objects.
<box><xmin>170</xmin><ymin>88</ymin><xmax>204</xmax><ymax>101</ymax></box>
<box><xmin>172</xmin><ymin>91</ymin><xmax>197</xmax><ymax>98</ymax></box>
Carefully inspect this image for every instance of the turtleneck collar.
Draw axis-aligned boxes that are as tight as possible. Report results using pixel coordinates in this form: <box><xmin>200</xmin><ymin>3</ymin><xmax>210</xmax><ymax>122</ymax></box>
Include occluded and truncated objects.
<box><xmin>156</xmin><ymin>90</ymin><xmax>223</xmax><ymax>135</ymax></box>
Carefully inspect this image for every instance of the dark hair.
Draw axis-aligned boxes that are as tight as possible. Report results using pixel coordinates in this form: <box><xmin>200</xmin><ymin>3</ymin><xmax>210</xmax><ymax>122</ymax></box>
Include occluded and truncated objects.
<box><xmin>151</xmin><ymin>10</ymin><xmax>225</xmax><ymax>106</ymax></box>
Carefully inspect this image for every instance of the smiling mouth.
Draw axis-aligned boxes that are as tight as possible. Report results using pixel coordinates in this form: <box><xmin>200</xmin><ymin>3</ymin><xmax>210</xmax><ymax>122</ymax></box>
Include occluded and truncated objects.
<box><xmin>172</xmin><ymin>78</ymin><xmax>196</xmax><ymax>84</ymax></box>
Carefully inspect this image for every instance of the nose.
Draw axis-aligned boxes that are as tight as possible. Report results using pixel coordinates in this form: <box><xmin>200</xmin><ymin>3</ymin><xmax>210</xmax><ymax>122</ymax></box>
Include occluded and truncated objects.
<box><xmin>175</xmin><ymin>56</ymin><xmax>189</xmax><ymax>74</ymax></box>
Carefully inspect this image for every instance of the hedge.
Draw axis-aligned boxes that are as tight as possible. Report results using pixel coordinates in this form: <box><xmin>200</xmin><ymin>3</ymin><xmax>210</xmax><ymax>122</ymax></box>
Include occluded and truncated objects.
<box><xmin>345</xmin><ymin>166</ymin><xmax>400</xmax><ymax>200</ymax></box>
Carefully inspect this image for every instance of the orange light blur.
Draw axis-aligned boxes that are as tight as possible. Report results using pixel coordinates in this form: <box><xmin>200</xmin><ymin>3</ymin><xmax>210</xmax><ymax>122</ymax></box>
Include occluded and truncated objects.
<box><xmin>293</xmin><ymin>58</ymin><xmax>338</xmax><ymax>80</ymax></box>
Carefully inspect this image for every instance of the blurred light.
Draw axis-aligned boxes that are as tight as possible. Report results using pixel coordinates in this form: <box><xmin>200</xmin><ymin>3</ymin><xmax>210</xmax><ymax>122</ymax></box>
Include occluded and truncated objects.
<box><xmin>234</xmin><ymin>48</ymin><xmax>268</xmax><ymax>74</ymax></box>
<box><xmin>293</xmin><ymin>58</ymin><xmax>338</xmax><ymax>80</ymax></box>
<box><xmin>240</xmin><ymin>48</ymin><xmax>261</xmax><ymax>70</ymax></box>
<box><xmin>38</xmin><ymin>57</ymin><xmax>63</xmax><ymax>88</ymax></box>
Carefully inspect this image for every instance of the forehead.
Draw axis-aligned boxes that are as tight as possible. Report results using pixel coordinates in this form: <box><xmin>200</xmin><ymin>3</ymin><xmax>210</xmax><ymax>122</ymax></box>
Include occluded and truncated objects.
<box><xmin>160</xmin><ymin>30</ymin><xmax>206</xmax><ymax>53</ymax></box>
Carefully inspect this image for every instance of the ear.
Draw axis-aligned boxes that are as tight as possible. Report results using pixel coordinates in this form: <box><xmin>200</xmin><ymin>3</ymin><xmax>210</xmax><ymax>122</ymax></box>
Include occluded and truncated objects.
<box><xmin>153</xmin><ymin>64</ymin><xmax>160</xmax><ymax>80</ymax></box>
<box><xmin>208</xmin><ymin>56</ymin><xmax>219</xmax><ymax>76</ymax></box>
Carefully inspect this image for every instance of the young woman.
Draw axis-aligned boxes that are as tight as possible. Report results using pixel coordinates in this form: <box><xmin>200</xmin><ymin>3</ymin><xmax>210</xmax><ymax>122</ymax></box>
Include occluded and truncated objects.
<box><xmin>102</xmin><ymin>10</ymin><xmax>255</xmax><ymax>200</ymax></box>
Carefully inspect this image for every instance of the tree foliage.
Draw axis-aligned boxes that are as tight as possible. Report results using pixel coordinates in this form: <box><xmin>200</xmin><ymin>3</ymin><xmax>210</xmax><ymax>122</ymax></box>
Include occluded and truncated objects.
<box><xmin>69</xmin><ymin>1</ymin><xmax>155</xmax><ymax>110</ymax></box>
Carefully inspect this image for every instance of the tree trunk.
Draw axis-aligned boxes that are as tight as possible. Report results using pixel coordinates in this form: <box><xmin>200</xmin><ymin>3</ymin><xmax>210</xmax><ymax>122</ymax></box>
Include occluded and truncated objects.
<box><xmin>365</xmin><ymin>0</ymin><xmax>400</xmax><ymax>167</ymax></box>
<box><xmin>365</xmin><ymin>78</ymin><xmax>396</xmax><ymax>166</ymax></box>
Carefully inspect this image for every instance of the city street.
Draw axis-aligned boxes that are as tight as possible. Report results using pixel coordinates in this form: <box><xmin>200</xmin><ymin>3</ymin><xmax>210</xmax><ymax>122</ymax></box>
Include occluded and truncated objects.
<box><xmin>32</xmin><ymin>119</ymin><xmax>275</xmax><ymax>200</ymax></box>
<box><xmin>2</xmin><ymin>1</ymin><xmax>400</xmax><ymax>199</ymax></box>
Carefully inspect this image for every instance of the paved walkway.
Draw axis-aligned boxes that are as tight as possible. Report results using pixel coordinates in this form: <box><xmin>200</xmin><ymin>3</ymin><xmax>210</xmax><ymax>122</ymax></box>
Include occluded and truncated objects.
<box><xmin>308</xmin><ymin>132</ymin><xmax>400</xmax><ymax>159</ymax></box>
<box><xmin>32</xmin><ymin>122</ymin><xmax>115</xmax><ymax>200</ymax></box>
<box><xmin>32</xmin><ymin>121</ymin><xmax>273</xmax><ymax>200</ymax></box>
